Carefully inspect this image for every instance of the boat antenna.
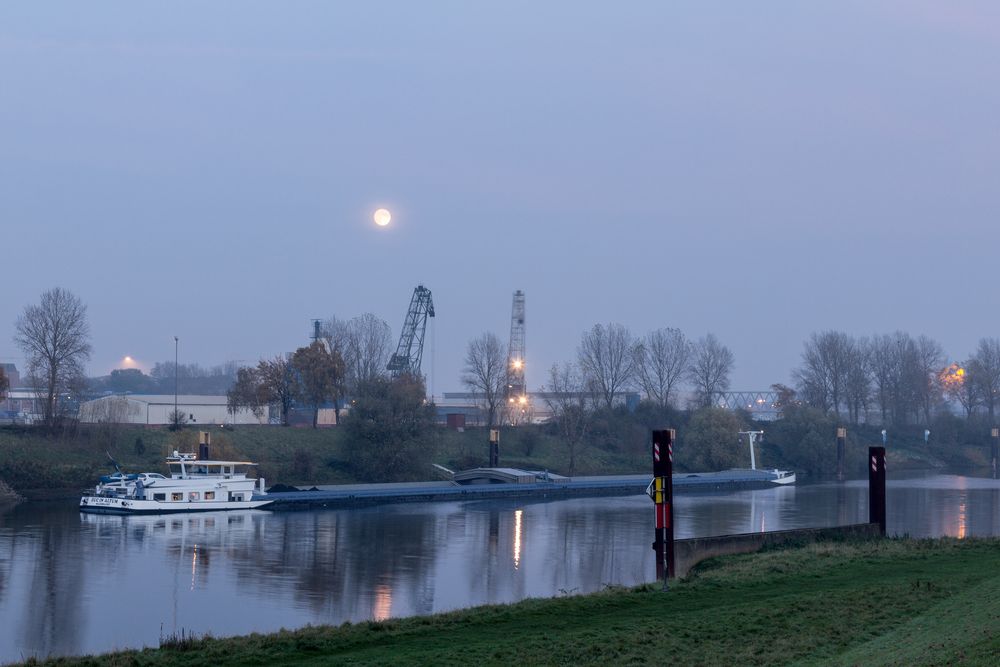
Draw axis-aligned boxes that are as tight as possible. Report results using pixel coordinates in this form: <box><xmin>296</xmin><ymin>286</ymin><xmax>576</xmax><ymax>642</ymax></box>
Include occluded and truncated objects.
<box><xmin>106</xmin><ymin>450</ymin><xmax>122</xmax><ymax>476</ymax></box>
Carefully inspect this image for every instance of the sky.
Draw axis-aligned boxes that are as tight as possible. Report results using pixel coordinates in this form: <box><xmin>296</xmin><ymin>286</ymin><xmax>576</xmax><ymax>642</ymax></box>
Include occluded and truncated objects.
<box><xmin>2</xmin><ymin>2</ymin><xmax>1000</xmax><ymax>396</ymax></box>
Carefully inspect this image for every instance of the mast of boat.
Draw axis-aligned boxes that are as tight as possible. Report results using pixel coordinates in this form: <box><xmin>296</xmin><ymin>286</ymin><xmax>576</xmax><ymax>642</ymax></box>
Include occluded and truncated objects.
<box><xmin>738</xmin><ymin>430</ymin><xmax>764</xmax><ymax>470</ymax></box>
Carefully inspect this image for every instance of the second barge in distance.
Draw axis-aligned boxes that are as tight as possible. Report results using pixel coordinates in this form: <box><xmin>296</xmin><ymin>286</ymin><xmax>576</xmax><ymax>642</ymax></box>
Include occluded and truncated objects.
<box><xmin>260</xmin><ymin>466</ymin><xmax>794</xmax><ymax>511</ymax></box>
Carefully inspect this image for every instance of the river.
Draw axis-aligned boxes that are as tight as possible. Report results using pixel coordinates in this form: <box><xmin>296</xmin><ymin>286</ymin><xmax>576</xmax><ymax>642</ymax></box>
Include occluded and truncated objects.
<box><xmin>1</xmin><ymin>472</ymin><xmax>999</xmax><ymax>662</ymax></box>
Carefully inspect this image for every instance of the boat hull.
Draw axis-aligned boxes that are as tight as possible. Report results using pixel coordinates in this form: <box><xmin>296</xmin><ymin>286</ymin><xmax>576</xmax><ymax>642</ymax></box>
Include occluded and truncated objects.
<box><xmin>79</xmin><ymin>496</ymin><xmax>273</xmax><ymax>514</ymax></box>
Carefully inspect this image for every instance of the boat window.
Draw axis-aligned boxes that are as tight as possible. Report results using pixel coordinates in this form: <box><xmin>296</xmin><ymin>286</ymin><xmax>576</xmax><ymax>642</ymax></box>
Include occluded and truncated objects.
<box><xmin>189</xmin><ymin>492</ymin><xmax>200</xmax><ymax>501</ymax></box>
<box><xmin>224</xmin><ymin>466</ymin><xmax>233</xmax><ymax>475</ymax></box>
<box><xmin>168</xmin><ymin>464</ymin><xmax>182</xmax><ymax>475</ymax></box>
<box><xmin>208</xmin><ymin>466</ymin><xmax>222</xmax><ymax>475</ymax></box>
<box><xmin>171</xmin><ymin>493</ymin><xmax>183</xmax><ymax>501</ymax></box>
<box><xmin>154</xmin><ymin>493</ymin><xmax>166</xmax><ymax>501</ymax></box>
<box><xmin>205</xmin><ymin>491</ymin><xmax>215</xmax><ymax>500</ymax></box>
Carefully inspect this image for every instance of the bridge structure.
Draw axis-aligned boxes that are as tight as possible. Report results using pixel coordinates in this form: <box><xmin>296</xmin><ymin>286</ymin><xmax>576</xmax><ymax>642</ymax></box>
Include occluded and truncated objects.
<box><xmin>713</xmin><ymin>391</ymin><xmax>781</xmax><ymax>420</ymax></box>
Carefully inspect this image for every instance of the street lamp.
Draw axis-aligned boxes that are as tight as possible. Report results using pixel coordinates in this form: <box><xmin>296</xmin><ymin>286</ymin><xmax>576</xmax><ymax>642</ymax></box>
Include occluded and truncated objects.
<box><xmin>174</xmin><ymin>336</ymin><xmax>179</xmax><ymax>429</ymax></box>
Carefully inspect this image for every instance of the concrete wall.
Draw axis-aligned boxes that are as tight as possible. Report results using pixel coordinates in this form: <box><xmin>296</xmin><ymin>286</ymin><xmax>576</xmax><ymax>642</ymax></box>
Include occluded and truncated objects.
<box><xmin>674</xmin><ymin>523</ymin><xmax>882</xmax><ymax>578</ymax></box>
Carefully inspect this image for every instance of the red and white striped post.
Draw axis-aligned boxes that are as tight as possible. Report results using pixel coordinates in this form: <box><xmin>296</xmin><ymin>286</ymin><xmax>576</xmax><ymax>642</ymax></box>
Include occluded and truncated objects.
<box><xmin>868</xmin><ymin>446</ymin><xmax>886</xmax><ymax>535</ymax></box>
<box><xmin>651</xmin><ymin>429</ymin><xmax>675</xmax><ymax>585</ymax></box>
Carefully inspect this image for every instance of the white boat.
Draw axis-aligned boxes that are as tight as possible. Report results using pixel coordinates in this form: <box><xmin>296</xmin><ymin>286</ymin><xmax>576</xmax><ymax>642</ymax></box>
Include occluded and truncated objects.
<box><xmin>733</xmin><ymin>430</ymin><xmax>796</xmax><ymax>486</ymax></box>
<box><xmin>80</xmin><ymin>451</ymin><xmax>273</xmax><ymax>514</ymax></box>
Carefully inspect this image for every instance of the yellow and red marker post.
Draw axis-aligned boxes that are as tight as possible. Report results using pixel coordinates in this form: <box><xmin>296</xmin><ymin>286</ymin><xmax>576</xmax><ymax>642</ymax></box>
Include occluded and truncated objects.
<box><xmin>651</xmin><ymin>429</ymin><xmax>675</xmax><ymax>585</ymax></box>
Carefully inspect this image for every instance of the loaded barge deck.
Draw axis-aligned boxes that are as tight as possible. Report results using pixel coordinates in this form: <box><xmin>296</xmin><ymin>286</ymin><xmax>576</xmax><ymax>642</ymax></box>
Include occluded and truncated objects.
<box><xmin>260</xmin><ymin>467</ymin><xmax>794</xmax><ymax>510</ymax></box>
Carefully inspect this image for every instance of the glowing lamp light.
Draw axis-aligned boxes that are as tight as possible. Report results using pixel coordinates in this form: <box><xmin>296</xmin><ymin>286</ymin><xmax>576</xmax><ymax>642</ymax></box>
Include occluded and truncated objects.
<box><xmin>518</xmin><ymin>395</ymin><xmax>528</xmax><ymax>405</ymax></box>
<box><xmin>512</xmin><ymin>359</ymin><xmax>523</xmax><ymax>370</ymax></box>
<box><xmin>373</xmin><ymin>208</ymin><xmax>392</xmax><ymax>227</ymax></box>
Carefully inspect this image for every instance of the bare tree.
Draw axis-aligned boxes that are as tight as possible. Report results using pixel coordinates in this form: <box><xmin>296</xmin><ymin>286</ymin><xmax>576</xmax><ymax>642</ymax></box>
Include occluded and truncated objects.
<box><xmin>14</xmin><ymin>288</ymin><xmax>92</xmax><ymax>426</ymax></box>
<box><xmin>577</xmin><ymin>323</ymin><xmax>635</xmax><ymax>409</ymax></box>
<box><xmin>868</xmin><ymin>333</ymin><xmax>900</xmax><ymax>425</ymax></box>
<box><xmin>543</xmin><ymin>362</ymin><xmax>592</xmax><ymax>475</ymax></box>
<box><xmin>912</xmin><ymin>335</ymin><xmax>945</xmax><ymax>424</ymax></box>
<box><xmin>843</xmin><ymin>337</ymin><xmax>871</xmax><ymax>424</ymax></box>
<box><xmin>0</xmin><ymin>366</ymin><xmax>8</xmax><ymax>401</ymax></box>
<box><xmin>969</xmin><ymin>338</ymin><xmax>1000</xmax><ymax>423</ymax></box>
<box><xmin>866</xmin><ymin>332</ymin><xmax>937</xmax><ymax>426</ymax></box>
<box><xmin>687</xmin><ymin>334</ymin><xmax>734</xmax><ymax>408</ymax></box>
<box><xmin>793</xmin><ymin>331</ymin><xmax>852</xmax><ymax>418</ymax></box>
<box><xmin>633</xmin><ymin>327</ymin><xmax>691</xmax><ymax>408</ymax></box>
<box><xmin>462</xmin><ymin>332</ymin><xmax>507</xmax><ymax>428</ymax></box>
<box><xmin>345</xmin><ymin>313</ymin><xmax>393</xmax><ymax>388</ymax></box>
<box><xmin>321</xmin><ymin>316</ymin><xmax>351</xmax><ymax>360</ymax></box>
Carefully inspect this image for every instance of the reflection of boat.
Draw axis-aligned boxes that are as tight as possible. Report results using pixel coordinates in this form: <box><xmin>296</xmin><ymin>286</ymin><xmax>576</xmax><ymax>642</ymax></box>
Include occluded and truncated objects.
<box><xmin>79</xmin><ymin>508</ymin><xmax>264</xmax><ymax>541</ymax></box>
<box><xmin>80</xmin><ymin>451</ymin><xmax>273</xmax><ymax>514</ymax></box>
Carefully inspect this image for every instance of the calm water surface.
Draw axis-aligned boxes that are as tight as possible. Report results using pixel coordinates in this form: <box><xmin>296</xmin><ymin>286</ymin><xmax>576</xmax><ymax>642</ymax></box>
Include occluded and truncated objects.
<box><xmin>2</xmin><ymin>473</ymin><xmax>999</xmax><ymax>662</ymax></box>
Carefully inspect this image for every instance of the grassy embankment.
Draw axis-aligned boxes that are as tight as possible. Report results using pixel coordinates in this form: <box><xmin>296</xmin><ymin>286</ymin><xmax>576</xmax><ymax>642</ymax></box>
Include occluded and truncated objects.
<box><xmin>0</xmin><ymin>423</ymin><xmax>638</xmax><ymax>497</ymax></box>
<box><xmin>0</xmin><ymin>413</ymin><xmax>990</xmax><ymax>498</ymax></box>
<box><xmin>21</xmin><ymin>537</ymin><xmax>1000</xmax><ymax>666</ymax></box>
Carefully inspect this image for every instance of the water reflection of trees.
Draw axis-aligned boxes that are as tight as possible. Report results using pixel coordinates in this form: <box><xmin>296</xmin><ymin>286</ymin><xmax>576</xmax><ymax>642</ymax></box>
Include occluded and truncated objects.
<box><xmin>1</xmin><ymin>505</ymin><xmax>88</xmax><ymax>660</ymax></box>
<box><xmin>4</xmin><ymin>479</ymin><xmax>999</xmax><ymax>663</ymax></box>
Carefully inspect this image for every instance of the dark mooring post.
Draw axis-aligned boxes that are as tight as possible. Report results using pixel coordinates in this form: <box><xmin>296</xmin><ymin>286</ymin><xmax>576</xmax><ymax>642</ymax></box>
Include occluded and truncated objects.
<box><xmin>651</xmin><ymin>429</ymin><xmax>675</xmax><ymax>587</ymax></box>
<box><xmin>836</xmin><ymin>427</ymin><xmax>846</xmax><ymax>482</ymax></box>
<box><xmin>199</xmin><ymin>430</ymin><xmax>210</xmax><ymax>460</ymax></box>
<box><xmin>489</xmin><ymin>428</ymin><xmax>499</xmax><ymax>467</ymax></box>
<box><xmin>991</xmin><ymin>428</ymin><xmax>999</xmax><ymax>480</ymax></box>
<box><xmin>868</xmin><ymin>446</ymin><xmax>887</xmax><ymax>535</ymax></box>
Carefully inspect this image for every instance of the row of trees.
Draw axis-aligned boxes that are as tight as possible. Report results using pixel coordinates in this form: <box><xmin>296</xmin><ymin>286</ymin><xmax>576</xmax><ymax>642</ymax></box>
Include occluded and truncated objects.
<box><xmin>227</xmin><ymin>342</ymin><xmax>345</xmax><ymax>428</ymax></box>
<box><xmin>226</xmin><ymin>312</ymin><xmax>396</xmax><ymax>428</ymax></box>
<box><xmin>791</xmin><ymin>330</ymin><xmax>1000</xmax><ymax>426</ymax></box>
<box><xmin>462</xmin><ymin>324</ymin><xmax>736</xmax><ymax>426</ymax></box>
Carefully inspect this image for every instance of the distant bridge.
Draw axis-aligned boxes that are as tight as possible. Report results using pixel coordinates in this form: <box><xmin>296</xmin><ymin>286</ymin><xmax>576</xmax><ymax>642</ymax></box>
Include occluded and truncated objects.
<box><xmin>713</xmin><ymin>391</ymin><xmax>781</xmax><ymax>421</ymax></box>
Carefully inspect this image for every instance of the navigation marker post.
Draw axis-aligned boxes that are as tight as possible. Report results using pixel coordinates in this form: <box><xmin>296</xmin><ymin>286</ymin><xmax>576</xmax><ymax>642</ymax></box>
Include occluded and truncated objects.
<box><xmin>489</xmin><ymin>429</ymin><xmax>500</xmax><ymax>467</ymax></box>
<box><xmin>650</xmin><ymin>429</ymin><xmax>675</xmax><ymax>589</ymax></box>
<box><xmin>991</xmin><ymin>428</ymin><xmax>998</xmax><ymax>479</ymax></box>
<box><xmin>868</xmin><ymin>446</ymin><xmax>887</xmax><ymax>536</ymax></box>
<box><xmin>836</xmin><ymin>427</ymin><xmax>846</xmax><ymax>482</ymax></box>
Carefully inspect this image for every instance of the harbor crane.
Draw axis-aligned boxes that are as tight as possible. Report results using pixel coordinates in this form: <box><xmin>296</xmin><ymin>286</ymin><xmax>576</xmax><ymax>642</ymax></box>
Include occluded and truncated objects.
<box><xmin>505</xmin><ymin>290</ymin><xmax>529</xmax><ymax>423</ymax></box>
<box><xmin>387</xmin><ymin>285</ymin><xmax>435</xmax><ymax>378</ymax></box>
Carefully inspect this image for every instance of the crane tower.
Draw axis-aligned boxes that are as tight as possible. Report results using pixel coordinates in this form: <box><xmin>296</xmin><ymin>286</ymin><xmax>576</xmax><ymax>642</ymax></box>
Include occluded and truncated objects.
<box><xmin>387</xmin><ymin>285</ymin><xmax>435</xmax><ymax>379</ymax></box>
<box><xmin>506</xmin><ymin>290</ymin><xmax>527</xmax><ymax>420</ymax></box>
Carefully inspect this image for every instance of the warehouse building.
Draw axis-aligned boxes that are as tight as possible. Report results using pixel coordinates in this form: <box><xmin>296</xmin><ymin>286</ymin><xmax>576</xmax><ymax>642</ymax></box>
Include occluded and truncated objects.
<box><xmin>78</xmin><ymin>394</ymin><xmax>266</xmax><ymax>426</ymax></box>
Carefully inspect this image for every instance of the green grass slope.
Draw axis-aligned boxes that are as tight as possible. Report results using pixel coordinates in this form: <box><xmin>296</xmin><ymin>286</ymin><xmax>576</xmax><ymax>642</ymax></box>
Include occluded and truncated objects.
<box><xmin>22</xmin><ymin>538</ymin><xmax>1000</xmax><ymax>667</ymax></box>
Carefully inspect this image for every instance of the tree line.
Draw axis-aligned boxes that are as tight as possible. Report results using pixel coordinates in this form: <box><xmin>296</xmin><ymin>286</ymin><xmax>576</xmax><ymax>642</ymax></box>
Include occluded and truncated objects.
<box><xmin>462</xmin><ymin>324</ymin><xmax>737</xmax><ymax>472</ymax></box>
<box><xmin>789</xmin><ymin>330</ymin><xmax>1000</xmax><ymax>427</ymax></box>
<box><xmin>226</xmin><ymin>312</ymin><xmax>397</xmax><ymax>427</ymax></box>
<box><xmin>464</xmin><ymin>324</ymin><xmax>736</xmax><ymax>420</ymax></box>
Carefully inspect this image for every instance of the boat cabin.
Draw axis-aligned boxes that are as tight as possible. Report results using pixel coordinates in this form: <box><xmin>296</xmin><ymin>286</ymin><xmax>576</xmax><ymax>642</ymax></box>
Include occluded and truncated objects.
<box><xmin>166</xmin><ymin>452</ymin><xmax>257</xmax><ymax>480</ymax></box>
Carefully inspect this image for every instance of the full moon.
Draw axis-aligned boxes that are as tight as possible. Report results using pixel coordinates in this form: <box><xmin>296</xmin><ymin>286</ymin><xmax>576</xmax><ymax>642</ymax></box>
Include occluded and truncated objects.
<box><xmin>373</xmin><ymin>208</ymin><xmax>392</xmax><ymax>227</ymax></box>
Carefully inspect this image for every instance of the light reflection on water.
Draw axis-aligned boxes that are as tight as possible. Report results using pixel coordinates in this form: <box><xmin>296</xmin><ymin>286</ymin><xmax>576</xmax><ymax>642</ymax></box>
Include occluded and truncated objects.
<box><xmin>1</xmin><ymin>473</ymin><xmax>998</xmax><ymax>662</ymax></box>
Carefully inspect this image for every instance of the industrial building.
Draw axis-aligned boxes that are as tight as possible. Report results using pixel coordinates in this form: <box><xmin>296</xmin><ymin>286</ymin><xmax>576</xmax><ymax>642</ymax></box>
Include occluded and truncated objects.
<box><xmin>78</xmin><ymin>394</ymin><xmax>266</xmax><ymax>426</ymax></box>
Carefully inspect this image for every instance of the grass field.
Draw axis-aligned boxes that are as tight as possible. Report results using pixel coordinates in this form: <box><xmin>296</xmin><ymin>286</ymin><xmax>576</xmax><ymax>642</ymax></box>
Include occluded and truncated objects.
<box><xmin>20</xmin><ymin>537</ymin><xmax>1000</xmax><ymax>666</ymax></box>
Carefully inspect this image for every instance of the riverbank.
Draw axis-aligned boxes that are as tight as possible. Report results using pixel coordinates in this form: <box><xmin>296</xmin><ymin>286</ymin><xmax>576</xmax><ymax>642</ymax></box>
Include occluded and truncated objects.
<box><xmin>1</xmin><ymin>419</ymin><xmax>982</xmax><ymax>500</ymax></box>
<box><xmin>18</xmin><ymin>537</ymin><xmax>1000</xmax><ymax>666</ymax></box>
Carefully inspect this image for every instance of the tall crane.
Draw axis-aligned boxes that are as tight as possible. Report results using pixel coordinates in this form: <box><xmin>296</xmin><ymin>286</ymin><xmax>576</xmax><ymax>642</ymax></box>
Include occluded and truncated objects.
<box><xmin>505</xmin><ymin>290</ymin><xmax>528</xmax><ymax>422</ymax></box>
<box><xmin>387</xmin><ymin>285</ymin><xmax>435</xmax><ymax>378</ymax></box>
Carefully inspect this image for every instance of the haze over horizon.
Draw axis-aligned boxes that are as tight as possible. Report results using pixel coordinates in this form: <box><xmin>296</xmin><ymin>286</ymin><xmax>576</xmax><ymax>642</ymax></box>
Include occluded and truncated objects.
<box><xmin>3</xmin><ymin>2</ymin><xmax>1000</xmax><ymax>394</ymax></box>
